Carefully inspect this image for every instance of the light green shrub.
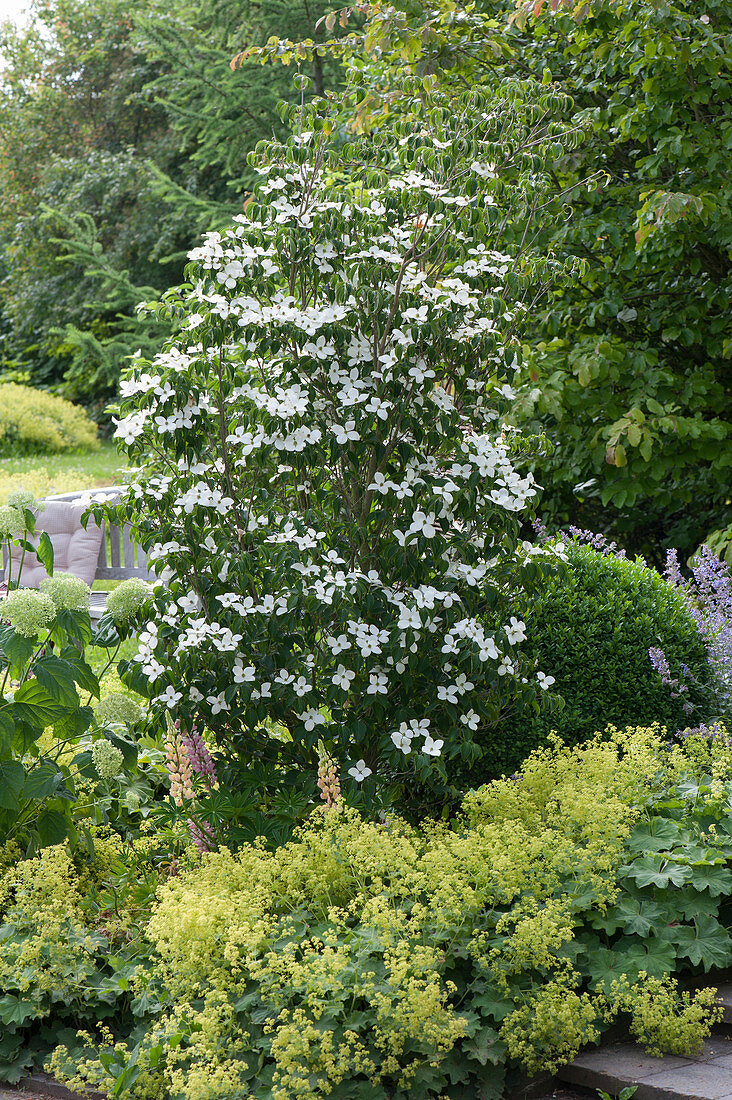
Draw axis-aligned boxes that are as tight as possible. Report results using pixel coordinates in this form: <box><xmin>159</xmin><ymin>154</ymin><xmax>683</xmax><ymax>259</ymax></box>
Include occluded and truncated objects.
<box><xmin>0</xmin><ymin>383</ymin><xmax>99</xmax><ymax>456</ymax></box>
<box><xmin>45</xmin><ymin>724</ymin><xmax>731</xmax><ymax>1100</ymax></box>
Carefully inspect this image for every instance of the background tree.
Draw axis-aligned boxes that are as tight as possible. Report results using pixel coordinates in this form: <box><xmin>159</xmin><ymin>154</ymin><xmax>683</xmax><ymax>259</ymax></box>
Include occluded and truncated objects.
<box><xmin>244</xmin><ymin>0</ymin><xmax>731</xmax><ymax>562</ymax></box>
<box><xmin>0</xmin><ymin>0</ymin><xmax>340</xmax><ymax>409</ymax></box>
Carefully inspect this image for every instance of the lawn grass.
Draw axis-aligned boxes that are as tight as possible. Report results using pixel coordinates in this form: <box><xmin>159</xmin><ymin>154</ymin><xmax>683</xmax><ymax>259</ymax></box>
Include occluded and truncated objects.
<box><xmin>0</xmin><ymin>440</ymin><xmax>128</xmax><ymax>502</ymax></box>
<box><xmin>0</xmin><ymin>441</ymin><xmax>145</xmax><ymax>697</ymax></box>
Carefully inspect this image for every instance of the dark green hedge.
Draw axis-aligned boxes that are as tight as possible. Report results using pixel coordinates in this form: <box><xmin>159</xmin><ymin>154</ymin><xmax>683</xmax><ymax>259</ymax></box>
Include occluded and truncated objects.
<box><xmin>471</xmin><ymin>543</ymin><xmax>711</xmax><ymax>782</ymax></box>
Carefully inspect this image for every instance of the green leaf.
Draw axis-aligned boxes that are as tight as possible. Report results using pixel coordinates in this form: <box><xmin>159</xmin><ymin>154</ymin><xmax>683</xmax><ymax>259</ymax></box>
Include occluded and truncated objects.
<box><xmin>0</xmin><ymin>710</ymin><xmax>14</xmax><ymax>754</ymax></box>
<box><xmin>689</xmin><ymin>865</ymin><xmax>732</xmax><ymax>897</ymax></box>
<box><xmin>0</xmin><ymin>994</ymin><xmax>39</xmax><ymax>1027</ymax></box>
<box><xmin>32</xmin><ymin>655</ymin><xmax>80</xmax><ymax>709</ymax></box>
<box><xmin>464</xmin><ymin>1026</ymin><xmax>503</xmax><ymax>1066</ymax></box>
<box><xmin>602</xmin><ymin>896</ymin><xmax>668</xmax><ymax>937</ymax></box>
<box><xmin>53</xmin><ymin>706</ymin><xmax>94</xmax><ymax>742</ymax></box>
<box><xmin>36</xmin><ymin>808</ymin><xmax>69</xmax><ymax>847</ymax></box>
<box><xmin>588</xmin><ymin>939</ymin><xmax>676</xmax><ymax>991</ymax></box>
<box><xmin>62</xmin><ymin>652</ymin><xmax>100</xmax><ymax>698</ymax></box>
<box><xmin>471</xmin><ymin>988</ymin><xmax>514</xmax><ymax>1023</ymax></box>
<box><xmin>0</xmin><ymin>761</ymin><xmax>25</xmax><ymax>810</ymax></box>
<box><xmin>55</xmin><ymin>608</ymin><xmax>92</xmax><ymax>647</ymax></box>
<box><xmin>627</xmin><ymin>818</ymin><xmax>687</xmax><ymax>854</ymax></box>
<box><xmin>0</xmin><ymin>627</ymin><xmax>34</xmax><ymax>671</ymax></box>
<box><xmin>22</xmin><ymin>762</ymin><xmax>67</xmax><ymax>801</ymax></box>
<box><xmin>12</xmin><ymin>680</ymin><xmax>69</xmax><ymax>727</ymax></box>
<box><xmin>36</xmin><ymin>531</ymin><xmax>54</xmax><ymax>575</ymax></box>
<box><xmin>666</xmin><ymin>916</ymin><xmax>732</xmax><ymax>970</ymax></box>
<box><xmin>623</xmin><ymin>855</ymin><xmax>691</xmax><ymax>889</ymax></box>
<box><xmin>91</xmin><ymin>614</ymin><xmax>120</xmax><ymax>649</ymax></box>
<box><xmin>662</xmin><ymin>886</ymin><xmax>720</xmax><ymax>922</ymax></box>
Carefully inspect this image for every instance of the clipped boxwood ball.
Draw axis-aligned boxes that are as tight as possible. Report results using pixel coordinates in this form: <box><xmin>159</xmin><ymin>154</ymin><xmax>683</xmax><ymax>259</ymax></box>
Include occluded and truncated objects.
<box><xmin>472</xmin><ymin>542</ymin><xmax>711</xmax><ymax>782</ymax></box>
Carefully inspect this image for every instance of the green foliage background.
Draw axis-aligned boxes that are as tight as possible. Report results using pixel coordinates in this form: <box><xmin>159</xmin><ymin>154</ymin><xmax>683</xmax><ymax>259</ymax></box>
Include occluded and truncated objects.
<box><xmin>1</xmin><ymin>0</ymin><xmax>728</xmax><ymax>557</ymax></box>
<box><xmin>242</xmin><ymin>0</ymin><xmax>731</xmax><ymax>561</ymax></box>
<box><xmin>0</xmin><ymin>0</ymin><xmax>340</xmax><ymax>407</ymax></box>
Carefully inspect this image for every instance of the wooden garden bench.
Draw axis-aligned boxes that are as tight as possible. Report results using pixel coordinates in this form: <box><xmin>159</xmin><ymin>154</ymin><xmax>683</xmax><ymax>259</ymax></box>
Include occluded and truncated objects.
<box><xmin>47</xmin><ymin>487</ymin><xmax>154</xmax><ymax>623</ymax></box>
<box><xmin>3</xmin><ymin>486</ymin><xmax>154</xmax><ymax>624</ymax></box>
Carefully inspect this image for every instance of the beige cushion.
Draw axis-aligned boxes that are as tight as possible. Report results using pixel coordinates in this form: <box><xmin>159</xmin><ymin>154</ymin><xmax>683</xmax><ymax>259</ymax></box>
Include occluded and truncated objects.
<box><xmin>6</xmin><ymin>501</ymin><xmax>103</xmax><ymax>588</ymax></box>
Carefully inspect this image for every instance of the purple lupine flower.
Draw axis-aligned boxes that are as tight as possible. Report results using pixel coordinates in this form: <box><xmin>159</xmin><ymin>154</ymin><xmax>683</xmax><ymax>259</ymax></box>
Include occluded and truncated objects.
<box><xmin>170</xmin><ymin>719</ymin><xmax>218</xmax><ymax>851</ymax></box>
<box><xmin>188</xmin><ymin>817</ymin><xmax>217</xmax><ymax>853</ymax></box>
<box><xmin>179</xmin><ymin>724</ymin><xmax>217</xmax><ymax>790</ymax></box>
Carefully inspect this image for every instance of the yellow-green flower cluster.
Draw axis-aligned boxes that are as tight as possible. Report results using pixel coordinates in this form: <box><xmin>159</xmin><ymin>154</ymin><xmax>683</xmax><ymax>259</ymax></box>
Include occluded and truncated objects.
<box><xmin>602</xmin><ymin>975</ymin><xmax>723</xmax><ymax>1059</ymax></box>
<box><xmin>2</xmin><ymin>588</ymin><xmax>55</xmax><ymax>636</ymax></box>
<box><xmin>40</xmin><ymin>571</ymin><xmax>91</xmax><ymax>612</ymax></box>
<box><xmin>95</xmin><ymin>691</ymin><xmax>143</xmax><ymax>727</ymax></box>
<box><xmin>91</xmin><ymin>739</ymin><xmax>125</xmax><ymax>782</ymax></box>
<box><xmin>106</xmin><ymin>578</ymin><xmax>153</xmax><ymax>623</ymax></box>
<box><xmin>0</xmin><ymin>847</ymin><xmax>100</xmax><ymax>1015</ymax></box>
<box><xmin>0</xmin><ymin>503</ymin><xmax>26</xmax><ymax>539</ymax></box>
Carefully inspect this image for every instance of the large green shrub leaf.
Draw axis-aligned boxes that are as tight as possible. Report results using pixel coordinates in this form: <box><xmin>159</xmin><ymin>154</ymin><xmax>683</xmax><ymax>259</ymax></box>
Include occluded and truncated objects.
<box><xmin>22</xmin><ymin>762</ymin><xmax>71</xmax><ymax>801</ymax></box>
<box><xmin>0</xmin><ymin>627</ymin><xmax>34</xmax><ymax>672</ymax></box>
<box><xmin>663</xmin><ymin>916</ymin><xmax>732</xmax><ymax>971</ymax></box>
<box><xmin>62</xmin><ymin>651</ymin><xmax>100</xmax><ymax>698</ymax></box>
<box><xmin>35</xmin><ymin>807</ymin><xmax>69</xmax><ymax>846</ymax></box>
<box><xmin>0</xmin><ymin>711</ymin><xmax>14</xmax><ymax>755</ymax></box>
<box><xmin>0</xmin><ymin>761</ymin><xmax>25</xmax><ymax>810</ymax></box>
<box><xmin>12</xmin><ymin>680</ymin><xmax>69</xmax><ymax>727</ymax></box>
<box><xmin>35</xmin><ymin>530</ymin><xmax>54</xmax><ymax>575</ymax></box>
<box><xmin>0</xmin><ymin>995</ymin><xmax>38</xmax><ymax>1028</ymax></box>
<box><xmin>623</xmin><ymin>855</ymin><xmax>691</xmax><ymax>889</ymax></box>
<box><xmin>33</xmin><ymin>655</ymin><xmax>80</xmax><ymax>709</ymax></box>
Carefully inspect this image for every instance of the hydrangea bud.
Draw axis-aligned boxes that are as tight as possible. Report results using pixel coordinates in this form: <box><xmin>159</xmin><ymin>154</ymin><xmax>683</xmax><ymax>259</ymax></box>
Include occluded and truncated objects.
<box><xmin>92</xmin><ymin>739</ymin><xmax>125</xmax><ymax>783</ymax></box>
<box><xmin>0</xmin><ymin>504</ymin><xmax>26</xmax><ymax>539</ymax></box>
<box><xmin>106</xmin><ymin>578</ymin><xmax>153</xmax><ymax>623</ymax></box>
<box><xmin>95</xmin><ymin>692</ymin><xmax>144</xmax><ymax>727</ymax></box>
<box><xmin>6</xmin><ymin>489</ymin><xmax>41</xmax><ymax>514</ymax></box>
<box><xmin>2</xmin><ymin>589</ymin><xmax>55</xmax><ymax>638</ymax></box>
<box><xmin>125</xmin><ymin>789</ymin><xmax>143</xmax><ymax>812</ymax></box>
<box><xmin>40</xmin><ymin>572</ymin><xmax>91</xmax><ymax>612</ymax></box>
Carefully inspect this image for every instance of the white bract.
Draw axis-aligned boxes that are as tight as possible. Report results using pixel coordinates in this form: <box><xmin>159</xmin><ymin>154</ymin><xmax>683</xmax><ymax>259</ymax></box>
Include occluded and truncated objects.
<box><xmin>111</xmin><ymin>89</ymin><xmax>564</xmax><ymax>813</ymax></box>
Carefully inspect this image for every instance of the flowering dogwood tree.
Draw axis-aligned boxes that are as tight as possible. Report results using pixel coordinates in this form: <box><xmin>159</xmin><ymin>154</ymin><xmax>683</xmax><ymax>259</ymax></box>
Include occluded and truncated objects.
<box><xmin>108</xmin><ymin>84</ymin><xmax>575</xmax><ymax>829</ymax></box>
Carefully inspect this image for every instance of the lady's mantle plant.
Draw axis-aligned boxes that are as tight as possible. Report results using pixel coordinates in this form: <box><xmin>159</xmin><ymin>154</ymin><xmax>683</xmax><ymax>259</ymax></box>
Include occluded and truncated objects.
<box><xmin>110</xmin><ymin>85</ymin><xmax>578</xmax><ymax>824</ymax></box>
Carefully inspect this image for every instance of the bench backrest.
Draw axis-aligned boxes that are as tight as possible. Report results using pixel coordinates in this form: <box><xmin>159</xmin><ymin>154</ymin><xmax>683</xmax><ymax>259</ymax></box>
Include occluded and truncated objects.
<box><xmin>44</xmin><ymin>487</ymin><xmax>154</xmax><ymax>584</ymax></box>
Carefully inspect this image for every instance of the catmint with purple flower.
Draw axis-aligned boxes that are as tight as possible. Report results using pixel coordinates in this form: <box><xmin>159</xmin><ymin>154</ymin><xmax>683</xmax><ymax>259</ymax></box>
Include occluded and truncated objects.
<box><xmin>652</xmin><ymin>545</ymin><xmax>732</xmax><ymax>723</ymax></box>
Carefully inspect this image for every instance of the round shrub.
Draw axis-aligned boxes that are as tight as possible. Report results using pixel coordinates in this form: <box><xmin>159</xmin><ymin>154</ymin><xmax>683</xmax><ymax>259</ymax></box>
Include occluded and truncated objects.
<box><xmin>477</xmin><ymin>542</ymin><xmax>711</xmax><ymax>779</ymax></box>
<box><xmin>0</xmin><ymin>383</ymin><xmax>99</xmax><ymax>456</ymax></box>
